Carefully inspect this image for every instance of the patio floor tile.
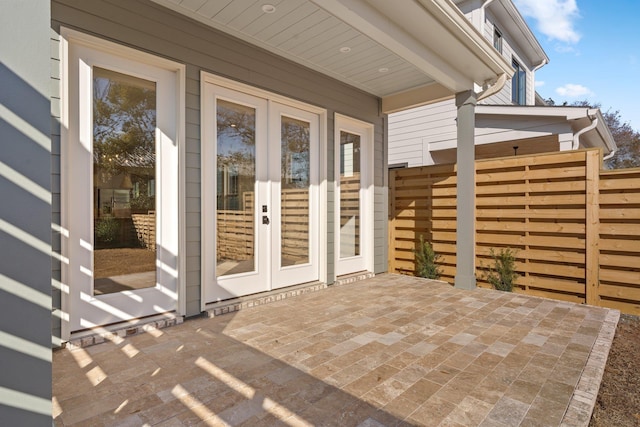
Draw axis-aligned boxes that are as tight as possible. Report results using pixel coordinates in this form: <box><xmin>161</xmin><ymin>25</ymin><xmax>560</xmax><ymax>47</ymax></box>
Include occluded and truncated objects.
<box><xmin>53</xmin><ymin>274</ymin><xmax>618</xmax><ymax>426</ymax></box>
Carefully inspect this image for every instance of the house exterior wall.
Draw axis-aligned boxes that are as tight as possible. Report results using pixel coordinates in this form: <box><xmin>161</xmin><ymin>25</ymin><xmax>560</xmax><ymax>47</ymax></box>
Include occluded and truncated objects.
<box><xmin>388</xmin><ymin>1</ymin><xmax>537</xmax><ymax>167</ymax></box>
<box><xmin>50</xmin><ymin>0</ymin><xmax>386</xmax><ymax>332</ymax></box>
<box><xmin>0</xmin><ymin>0</ymin><xmax>53</xmax><ymax>424</ymax></box>
<box><xmin>481</xmin><ymin>10</ymin><xmax>536</xmax><ymax>106</ymax></box>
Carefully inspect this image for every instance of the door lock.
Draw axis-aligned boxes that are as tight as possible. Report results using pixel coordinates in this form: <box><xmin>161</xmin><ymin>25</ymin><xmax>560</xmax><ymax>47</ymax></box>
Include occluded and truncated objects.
<box><xmin>262</xmin><ymin>216</ymin><xmax>270</xmax><ymax>225</ymax></box>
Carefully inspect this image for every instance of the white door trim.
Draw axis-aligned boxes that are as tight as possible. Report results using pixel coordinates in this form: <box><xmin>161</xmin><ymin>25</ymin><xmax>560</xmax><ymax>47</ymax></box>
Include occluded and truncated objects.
<box><xmin>60</xmin><ymin>28</ymin><xmax>186</xmax><ymax>340</ymax></box>
<box><xmin>334</xmin><ymin>113</ymin><xmax>375</xmax><ymax>276</ymax></box>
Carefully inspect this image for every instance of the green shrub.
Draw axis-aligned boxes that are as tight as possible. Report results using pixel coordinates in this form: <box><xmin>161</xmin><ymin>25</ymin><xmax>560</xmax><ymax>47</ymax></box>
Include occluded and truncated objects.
<box><xmin>95</xmin><ymin>216</ymin><xmax>119</xmax><ymax>243</ymax></box>
<box><xmin>414</xmin><ymin>235</ymin><xmax>442</xmax><ymax>280</ymax></box>
<box><xmin>483</xmin><ymin>248</ymin><xmax>519</xmax><ymax>292</ymax></box>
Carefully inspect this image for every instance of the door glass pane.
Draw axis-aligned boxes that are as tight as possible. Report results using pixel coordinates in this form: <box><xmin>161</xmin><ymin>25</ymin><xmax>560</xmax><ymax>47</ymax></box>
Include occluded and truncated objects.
<box><xmin>93</xmin><ymin>67</ymin><xmax>157</xmax><ymax>295</ymax></box>
<box><xmin>216</xmin><ymin>99</ymin><xmax>256</xmax><ymax>277</ymax></box>
<box><xmin>281</xmin><ymin>116</ymin><xmax>310</xmax><ymax>266</ymax></box>
<box><xmin>340</xmin><ymin>131</ymin><xmax>361</xmax><ymax>258</ymax></box>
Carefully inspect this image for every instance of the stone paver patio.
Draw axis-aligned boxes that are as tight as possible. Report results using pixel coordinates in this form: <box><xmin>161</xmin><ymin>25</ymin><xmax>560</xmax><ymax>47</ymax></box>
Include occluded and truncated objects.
<box><xmin>53</xmin><ymin>274</ymin><xmax>619</xmax><ymax>426</ymax></box>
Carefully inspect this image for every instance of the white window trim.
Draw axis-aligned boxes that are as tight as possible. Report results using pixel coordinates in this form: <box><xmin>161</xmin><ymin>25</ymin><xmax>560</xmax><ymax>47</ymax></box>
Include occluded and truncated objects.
<box><xmin>59</xmin><ymin>27</ymin><xmax>186</xmax><ymax>340</ymax></box>
<box><xmin>334</xmin><ymin>113</ymin><xmax>375</xmax><ymax>277</ymax></box>
<box><xmin>199</xmin><ymin>71</ymin><xmax>328</xmax><ymax>311</ymax></box>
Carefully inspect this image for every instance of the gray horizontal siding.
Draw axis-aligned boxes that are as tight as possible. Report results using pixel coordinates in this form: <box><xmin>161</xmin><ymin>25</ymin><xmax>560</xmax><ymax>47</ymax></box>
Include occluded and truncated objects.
<box><xmin>51</xmin><ymin>0</ymin><xmax>385</xmax><ymax>320</ymax></box>
<box><xmin>50</xmin><ymin>28</ymin><xmax>63</xmax><ymax>345</ymax></box>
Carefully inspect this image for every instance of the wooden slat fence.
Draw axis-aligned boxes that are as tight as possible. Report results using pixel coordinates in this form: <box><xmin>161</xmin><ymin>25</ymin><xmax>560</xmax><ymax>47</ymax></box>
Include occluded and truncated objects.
<box><xmin>388</xmin><ymin>149</ymin><xmax>640</xmax><ymax>315</ymax></box>
<box><xmin>131</xmin><ymin>212</ymin><xmax>156</xmax><ymax>251</ymax></box>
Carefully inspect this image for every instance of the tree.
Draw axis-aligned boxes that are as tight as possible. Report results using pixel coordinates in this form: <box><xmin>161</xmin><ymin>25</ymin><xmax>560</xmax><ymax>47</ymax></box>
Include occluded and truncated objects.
<box><xmin>546</xmin><ymin>98</ymin><xmax>640</xmax><ymax>169</ymax></box>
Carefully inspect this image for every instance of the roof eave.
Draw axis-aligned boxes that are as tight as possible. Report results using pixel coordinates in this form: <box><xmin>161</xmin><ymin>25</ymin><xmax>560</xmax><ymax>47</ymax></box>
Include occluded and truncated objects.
<box><xmin>476</xmin><ymin>105</ymin><xmax>618</xmax><ymax>154</ymax></box>
<box><xmin>495</xmin><ymin>0</ymin><xmax>549</xmax><ymax>65</ymax></box>
<box><xmin>314</xmin><ymin>0</ymin><xmax>513</xmax><ymax>111</ymax></box>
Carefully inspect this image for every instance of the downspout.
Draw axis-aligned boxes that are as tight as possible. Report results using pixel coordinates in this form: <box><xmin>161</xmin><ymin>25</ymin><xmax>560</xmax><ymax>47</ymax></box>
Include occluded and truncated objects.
<box><xmin>572</xmin><ymin>111</ymin><xmax>598</xmax><ymax>150</ymax></box>
<box><xmin>532</xmin><ymin>59</ymin><xmax>547</xmax><ymax>73</ymax></box>
<box><xmin>603</xmin><ymin>149</ymin><xmax>617</xmax><ymax>161</ymax></box>
<box><xmin>477</xmin><ymin>73</ymin><xmax>507</xmax><ymax>101</ymax></box>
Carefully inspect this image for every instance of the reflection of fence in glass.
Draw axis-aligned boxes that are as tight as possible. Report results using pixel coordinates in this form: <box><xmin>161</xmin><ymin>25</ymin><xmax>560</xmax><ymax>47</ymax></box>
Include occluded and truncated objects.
<box><xmin>215</xmin><ymin>189</ymin><xmax>315</xmax><ymax>274</ymax></box>
<box><xmin>340</xmin><ymin>174</ymin><xmax>361</xmax><ymax>258</ymax></box>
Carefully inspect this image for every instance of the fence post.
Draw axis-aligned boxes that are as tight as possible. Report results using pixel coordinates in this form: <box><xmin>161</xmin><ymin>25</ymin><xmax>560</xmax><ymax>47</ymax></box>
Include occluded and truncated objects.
<box><xmin>585</xmin><ymin>149</ymin><xmax>600</xmax><ymax>306</ymax></box>
<box><xmin>388</xmin><ymin>169</ymin><xmax>397</xmax><ymax>273</ymax></box>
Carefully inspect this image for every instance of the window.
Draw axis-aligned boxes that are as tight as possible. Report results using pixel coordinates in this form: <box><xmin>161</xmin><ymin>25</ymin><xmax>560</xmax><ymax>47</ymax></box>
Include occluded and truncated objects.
<box><xmin>493</xmin><ymin>27</ymin><xmax>503</xmax><ymax>53</ymax></box>
<box><xmin>512</xmin><ymin>58</ymin><xmax>526</xmax><ymax>105</ymax></box>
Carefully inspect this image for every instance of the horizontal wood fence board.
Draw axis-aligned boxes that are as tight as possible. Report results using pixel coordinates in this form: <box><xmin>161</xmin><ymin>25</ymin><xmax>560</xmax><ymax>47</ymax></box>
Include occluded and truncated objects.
<box><xmin>599</xmin><ymin>238</ymin><xmax>640</xmax><ymax>252</ymax></box>
<box><xmin>599</xmin><ymin>253</ymin><xmax>640</xmax><ymax>268</ymax></box>
<box><xmin>598</xmin><ymin>283</ymin><xmax>640</xmax><ymax>300</ymax></box>
<box><xmin>476</xmin><ymin>208</ymin><xmax>586</xmax><ymax>219</ymax></box>
<box><xmin>599</xmin><ymin>223</ymin><xmax>640</xmax><ymax>236</ymax></box>
<box><xmin>599</xmin><ymin>193</ymin><xmax>640</xmax><ymax>204</ymax></box>
<box><xmin>598</xmin><ymin>299</ymin><xmax>640</xmax><ymax>316</ymax></box>
<box><xmin>476</xmin><ymin>221</ymin><xmax>585</xmax><ymax>234</ymax></box>
<box><xmin>475</xmin><ymin>181</ymin><xmax>587</xmax><ymax>194</ymax></box>
<box><xmin>599</xmin><ymin>268</ymin><xmax>640</xmax><ymax>286</ymax></box>
<box><xmin>519</xmin><ymin>276</ymin><xmax>585</xmax><ymax>294</ymax></box>
<box><xmin>475</xmin><ymin>166</ymin><xmax>586</xmax><ymax>182</ymax></box>
<box><xmin>599</xmin><ymin>208</ymin><xmax>640</xmax><ymax>219</ymax></box>
<box><xmin>476</xmin><ymin>194</ymin><xmax>586</xmax><ymax>206</ymax></box>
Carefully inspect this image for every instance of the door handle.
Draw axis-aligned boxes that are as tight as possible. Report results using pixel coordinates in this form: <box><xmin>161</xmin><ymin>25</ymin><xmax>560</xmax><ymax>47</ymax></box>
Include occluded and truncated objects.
<box><xmin>262</xmin><ymin>216</ymin><xmax>270</xmax><ymax>225</ymax></box>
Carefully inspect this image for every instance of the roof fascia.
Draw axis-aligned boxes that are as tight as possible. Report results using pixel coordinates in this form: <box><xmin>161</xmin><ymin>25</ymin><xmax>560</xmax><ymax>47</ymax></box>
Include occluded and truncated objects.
<box><xmin>477</xmin><ymin>105</ymin><xmax>595</xmax><ymax>120</ymax></box>
<box><xmin>593</xmin><ymin>109</ymin><xmax>618</xmax><ymax>152</ymax></box>
<box><xmin>476</xmin><ymin>105</ymin><xmax>618</xmax><ymax>153</ymax></box>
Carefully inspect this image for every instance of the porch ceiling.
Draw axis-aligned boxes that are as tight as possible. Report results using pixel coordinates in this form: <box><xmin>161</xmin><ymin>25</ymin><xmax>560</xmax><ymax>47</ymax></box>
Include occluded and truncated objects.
<box><xmin>151</xmin><ymin>0</ymin><xmax>513</xmax><ymax>111</ymax></box>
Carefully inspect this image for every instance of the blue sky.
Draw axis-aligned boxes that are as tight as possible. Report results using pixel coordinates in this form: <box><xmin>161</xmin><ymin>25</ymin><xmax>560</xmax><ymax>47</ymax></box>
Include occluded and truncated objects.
<box><xmin>513</xmin><ymin>0</ymin><xmax>640</xmax><ymax>131</ymax></box>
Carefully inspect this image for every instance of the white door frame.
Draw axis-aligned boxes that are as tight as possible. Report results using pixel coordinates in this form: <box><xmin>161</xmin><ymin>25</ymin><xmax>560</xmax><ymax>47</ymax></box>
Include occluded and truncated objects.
<box><xmin>334</xmin><ymin>113</ymin><xmax>374</xmax><ymax>276</ymax></box>
<box><xmin>201</xmin><ymin>72</ymin><xmax>327</xmax><ymax>307</ymax></box>
<box><xmin>60</xmin><ymin>28</ymin><xmax>186</xmax><ymax>339</ymax></box>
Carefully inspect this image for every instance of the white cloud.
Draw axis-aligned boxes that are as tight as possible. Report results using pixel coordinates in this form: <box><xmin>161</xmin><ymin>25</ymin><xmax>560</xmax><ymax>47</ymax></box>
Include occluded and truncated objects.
<box><xmin>535</xmin><ymin>80</ymin><xmax>545</xmax><ymax>88</ymax></box>
<box><xmin>555</xmin><ymin>84</ymin><xmax>593</xmax><ymax>98</ymax></box>
<box><xmin>513</xmin><ymin>0</ymin><xmax>581</xmax><ymax>44</ymax></box>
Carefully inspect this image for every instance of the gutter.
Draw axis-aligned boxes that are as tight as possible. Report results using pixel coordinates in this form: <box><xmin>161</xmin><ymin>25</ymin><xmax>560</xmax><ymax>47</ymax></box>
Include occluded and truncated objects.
<box><xmin>572</xmin><ymin>110</ymin><xmax>598</xmax><ymax>150</ymax></box>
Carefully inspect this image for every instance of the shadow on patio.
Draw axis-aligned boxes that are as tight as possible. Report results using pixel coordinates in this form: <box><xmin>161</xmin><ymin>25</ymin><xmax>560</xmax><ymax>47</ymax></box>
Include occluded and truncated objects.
<box><xmin>53</xmin><ymin>274</ymin><xmax>618</xmax><ymax>426</ymax></box>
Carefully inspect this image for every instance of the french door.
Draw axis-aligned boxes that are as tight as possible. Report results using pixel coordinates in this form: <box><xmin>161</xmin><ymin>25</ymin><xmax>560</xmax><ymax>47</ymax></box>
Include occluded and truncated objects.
<box><xmin>203</xmin><ymin>81</ymin><xmax>320</xmax><ymax>303</ymax></box>
<box><xmin>64</xmin><ymin>32</ymin><xmax>182</xmax><ymax>334</ymax></box>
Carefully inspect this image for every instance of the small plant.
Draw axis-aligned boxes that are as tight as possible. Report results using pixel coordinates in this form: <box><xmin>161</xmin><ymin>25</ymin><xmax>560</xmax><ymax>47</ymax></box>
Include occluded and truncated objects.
<box><xmin>414</xmin><ymin>235</ymin><xmax>442</xmax><ymax>280</ymax></box>
<box><xmin>483</xmin><ymin>248</ymin><xmax>519</xmax><ymax>292</ymax></box>
<box><xmin>95</xmin><ymin>216</ymin><xmax>120</xmax><ymax>243</ymax></box>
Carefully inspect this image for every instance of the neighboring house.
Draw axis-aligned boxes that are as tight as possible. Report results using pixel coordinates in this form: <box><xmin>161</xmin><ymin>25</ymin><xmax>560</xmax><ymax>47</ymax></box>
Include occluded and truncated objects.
<box><xmin>388</xmin><ymin>0</ymin><xmax>617</xmax><ymax>168</ymax></box>
<box><xmin>1</xmin><ymin>0</ymin><xmax>514</xmax><ymax>423</ymax></box>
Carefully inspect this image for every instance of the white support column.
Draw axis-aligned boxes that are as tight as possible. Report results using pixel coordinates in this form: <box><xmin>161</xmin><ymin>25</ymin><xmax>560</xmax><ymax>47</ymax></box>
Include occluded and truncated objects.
<box><xmin>455</xmin><ymin>90</ymin><xmax>477</xmax><ymax>290</ymax></box>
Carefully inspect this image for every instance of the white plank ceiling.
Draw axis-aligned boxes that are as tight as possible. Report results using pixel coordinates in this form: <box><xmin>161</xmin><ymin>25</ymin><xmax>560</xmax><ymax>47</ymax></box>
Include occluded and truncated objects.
<box><xmin>152</xmin><ymin>0</ymin><xmax>437</xmax><ymax>97</ymax></box>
